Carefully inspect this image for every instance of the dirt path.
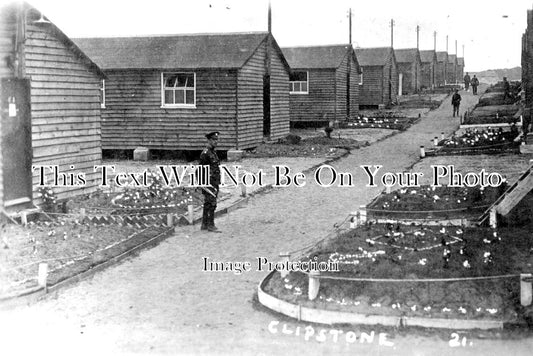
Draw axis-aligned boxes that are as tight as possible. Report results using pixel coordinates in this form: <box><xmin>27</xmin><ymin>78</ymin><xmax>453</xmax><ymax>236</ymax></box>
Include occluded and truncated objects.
<box><xmin>2</xmin><ymin>90</ymin><xmax>533</xmax><ymax>356</ymax></box>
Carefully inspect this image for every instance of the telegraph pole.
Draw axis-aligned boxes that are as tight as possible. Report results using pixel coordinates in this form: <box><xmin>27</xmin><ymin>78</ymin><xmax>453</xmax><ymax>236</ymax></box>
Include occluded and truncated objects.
<box><xmin>348</xmin><ymin>8</ymin><xmax>352</xmax><ymax>44</ymax></box>
<box><xmin>416</xmin><ymin>25</ymin><xmax>420</xmax><ymax>49</ymax></box>
<box><xmin>390</xmin><ymin>19</ymin><xmax>395</xmax><ymax>48</ymax></box>
<box><xmin>434</xmin><ymin>31</ymin><xmax>437</xmax><ymax>50</ymax></box>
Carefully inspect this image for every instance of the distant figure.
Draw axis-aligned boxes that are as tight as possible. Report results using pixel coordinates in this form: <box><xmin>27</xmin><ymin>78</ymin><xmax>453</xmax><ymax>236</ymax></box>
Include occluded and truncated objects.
<box><xmin>452</xmin><ymin>89</ymin><xmax>462</xmax><ymax>117</ymax></box>
<box><xmin>471</xmin><ymin>75</ymin><xmax>479</xmax><ymax>95</ymax></box>
<box><xmin>503</xmin><ymin>77</ymin><xmax>511</xmax><ymax>100</ymax></box>
<box><xmin>463</xmin><ymin>72</ymin><xmax>471</xmax><ymax>91</ymax></box>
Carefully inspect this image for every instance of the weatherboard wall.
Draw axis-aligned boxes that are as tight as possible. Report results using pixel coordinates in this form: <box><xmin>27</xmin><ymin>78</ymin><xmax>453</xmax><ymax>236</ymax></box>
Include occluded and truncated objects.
<box><xmin>237</xmin><ymin>37</ymin><xmax>289</xmax><ymax>148</ymax></box>
<box><xmin>358</xmin><ymin>65</ymin><xmax>383</xmax><ymax>107</ymax></box>
<box><xmin>0</xmin><ymin>5</ymin><xmax>103</xmax><ymax>204</ymax></box>
<box><xmin>288</xmin><ymin>69</ymin><xmax>337</xmax><ymax>123</ymax></box>
<box><xmin>420</xmin><ymin>58</ymin><xmax>436</xmax><ymax>89</ymax></box>
<box><xmin>446</xmin><ymin>55</ymin><xmax>457</xmax><ymax>84</ymax></box>
<box><xmin>25</xmin><ymin>25</ymin><xmax>103</xmax><ymax>202</ymax></box>
<box><xmin>436</xmin><ymin>53</ymin><xmax>448</xmax><ymax>86</ymax></box>
<box><xmin>102</xmin><ymin>69</ymin><xmax>238</xmax><ymax>150</ymax></box>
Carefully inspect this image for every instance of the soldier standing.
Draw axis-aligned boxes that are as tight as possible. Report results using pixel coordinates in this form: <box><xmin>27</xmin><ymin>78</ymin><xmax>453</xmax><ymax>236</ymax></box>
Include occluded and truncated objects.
<box><xmin>463</xmin><ymin>72</ymin><xmax>471</xmax><ymax>91</ymax></box>
<box><xmin>471</xmin><ymin>75</ymin><xmax>479</xmax><ymax>95</ymax></box>
<box><xmin>199</xmin><ymin>131</ymin><xmax>221</xmax><ymax>232</ymax></box>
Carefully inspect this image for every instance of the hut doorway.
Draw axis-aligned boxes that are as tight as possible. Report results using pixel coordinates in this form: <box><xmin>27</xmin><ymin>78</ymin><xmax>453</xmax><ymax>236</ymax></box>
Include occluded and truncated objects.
<box><xmin>262</xmin><ymin>74</ymin><xmax>271</xmax><ymax>137</ymax></box>
<box><xmin>1</xmin><ymin>78</ymin><xmax>33</xmax><ymax>209</ymax></box>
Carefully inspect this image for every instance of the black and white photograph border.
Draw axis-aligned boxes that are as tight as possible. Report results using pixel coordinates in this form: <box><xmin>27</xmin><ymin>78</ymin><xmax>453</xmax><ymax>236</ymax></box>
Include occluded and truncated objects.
<box><xmin>0</xmin><ymin>0</ymin><xmax>533</xmax><ymax>355</ymax></box>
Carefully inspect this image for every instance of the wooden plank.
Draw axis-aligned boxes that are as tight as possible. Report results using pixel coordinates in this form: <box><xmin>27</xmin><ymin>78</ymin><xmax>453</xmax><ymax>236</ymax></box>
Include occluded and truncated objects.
<box><xmin>497</xmin><ymin>174</ymin><xmax>533</xmax><ymax>215</ymax></box>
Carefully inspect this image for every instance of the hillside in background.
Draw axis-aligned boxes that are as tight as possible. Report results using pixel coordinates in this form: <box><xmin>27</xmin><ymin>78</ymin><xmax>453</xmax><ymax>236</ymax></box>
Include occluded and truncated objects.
<box><xmin>470</xmin><ymin>67</ymin><xmax>521</xmax><ymax>85</ymax></box>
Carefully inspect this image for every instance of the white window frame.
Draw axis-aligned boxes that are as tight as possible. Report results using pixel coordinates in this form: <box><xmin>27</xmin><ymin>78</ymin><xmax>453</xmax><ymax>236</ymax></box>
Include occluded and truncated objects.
<box><xmin>289</xmin><ymin>71</ymin><xmax>309</xmax><ymax>95</ymax></box>
<box><xmin>359</xmin><ymin>68</ymin><xmax>363</xmax><ymax>85</ymax></box>
<box><xmin>100</xmin><ymin>79</ymin><xmax>106</xmax><ymax>108</ymax></box>
<box><xmin>161</xmin><ymin>72</ymin><xmax>196</xmax><ymax>108</ymax></box>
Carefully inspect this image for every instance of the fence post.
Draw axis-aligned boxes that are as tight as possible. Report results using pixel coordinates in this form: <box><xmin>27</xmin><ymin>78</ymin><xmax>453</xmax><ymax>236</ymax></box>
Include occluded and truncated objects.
<box><xmin>20</xmin><ymin>211</ymin><xmax>28</xmax><ymax>226</ymax></box>
<box><xmin>187</xmin><ymin>204</ymin><xmax>194</xmax><ymax>224</ymax></box>
<box><xmin>521</xmin><ymin>274</ymin><xmax>532</xmax><ymax>306</ymax></box>
<box><xmin>279</xmin><ymin>252</ymin><xmax>291</xmax><ymax>278</ymax></box>
<box><xmin>308</xmin><ymin>271</ymin><xmax>320</xmax><ymax>301</ymax></box>
<box><xmin>38</xmin><ymin>263</ymin><xmax>48</xmax><ymax>289</ymax></box>
<box><xmin>359</xmin><ymin>205</ymin><xmax>367</xmax><ymax>224</ymax></box>
<box><xmin>419</xmin><ymin>145</ymin><xmax>425</xmax><ymax>158</ymax></box>
<box><xmin>166</xmin><ymin>213</ymin><xmax>174</xmax><ymax>227</ymax></box>
<box><xmin>240</xmin><ymin>183</ymin><xmax>247</xmax><ymax>197</ymax></box>
<box><xmin>489</xmin><ymin>208</ymin><xmax>497</xmax><ymax>228</ymax></box>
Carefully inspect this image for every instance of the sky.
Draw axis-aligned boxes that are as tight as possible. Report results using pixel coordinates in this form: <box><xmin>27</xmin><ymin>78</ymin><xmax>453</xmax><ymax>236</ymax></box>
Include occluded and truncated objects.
<box><xmin>2</xmin><ymin>0</ymin><xmax>532</xmax><ymax>72</ymax></box>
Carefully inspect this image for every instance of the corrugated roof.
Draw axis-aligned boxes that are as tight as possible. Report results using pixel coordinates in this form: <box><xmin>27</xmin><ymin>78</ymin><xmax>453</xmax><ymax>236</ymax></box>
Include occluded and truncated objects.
<box><xmin>281</xmin><ymin>45</ymin><xmax>351</xmax><ymax>69</ymax></box>
<box><xmin>355</xmin><ymin>47</ymin><xmax>392</xmax><ymax>66</ymax></box>
<box><xmin>394</xmin><ymin>48</ymin><xmax>420</xmax><ymax>63</ymax></box>
<box><xmin>419</xmin><ymin>50</ymin><xmax>436</xmax><ymax>63</ymax></box>
<box><xmin>436</xmin><ymin>51</ymin><xmax>448</xmax><ymax>62</ymax></box>
<box><xmin>74</xmin><ymin>32</ymin><xmax>270</xmax><ymax>70</ymax></box>
<box><xmin>448</xmin><ymin>54</ymin><xmax>457</xmax><ymax>64</ymax></box>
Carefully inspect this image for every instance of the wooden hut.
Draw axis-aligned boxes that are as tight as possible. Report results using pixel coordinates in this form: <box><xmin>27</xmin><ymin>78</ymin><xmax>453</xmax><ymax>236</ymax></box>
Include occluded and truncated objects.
<box><xmin>75</xmin><ymin>32</ymin><xmax>290</xmax><ymax>151</ymax></box>
<box><xmin>456</xmin><ymin>57</ymin><xmax>465</xmax><ymax>84</ymax></box>
<box><xmin>436</xmin><ymin>51</ymin><xmax>448</xmax><ymax>86</ymax></box>
<box><xmin>354</xmin><ymin>47</ymin><xmax>398</xmax><ymax>109</ymax></box>
<box><xmin>446</xmin><ymin>54</ymin><xmax>457</xmax><ymax>84</ymax></box>
<box><xmin>0</xmin><ymin>2</ymin><xmax>105</xmax><ymax>212</ymax></box>
<box><xmin>394</xmin><ymin>48</ymin><xmax>422</xmax><ymax>95</ymax></box>
<box><xmin>419</xmin><ymin>50</ymin><xmax>437</xmax><ymax>90</ymax></box>
<box><xmin>281</xmin><ymin>45</ymin><xmax>360</xmax><ymax>125</ymax></box>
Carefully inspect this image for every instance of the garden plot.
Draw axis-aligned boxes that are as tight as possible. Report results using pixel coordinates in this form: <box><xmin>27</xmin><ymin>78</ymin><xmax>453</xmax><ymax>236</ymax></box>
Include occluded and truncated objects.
<box><xmin>365</xmin><ymin>185</ymin><xmax>504</xmax><ymax>222</ymax></box>
<box><xmin>463</xmin><ymin>104</ymin><xmax>520</xmax><ymax>126</ymax></box>
<box><xmin>262</xmin><ymin>222</ymin><xmax>532</xmax><ymax>324</ymax></box>
<box><xmin>398</xmin><ymin>93</ymin><xmax>448</xmax><ymax>109</ymax></box>
<box><xmin>344</xmin><ymin>111</ymin><xmax>422</xmax><ymax>131</ymax></box>
<box><xmin>424</xmin><ymin>127</ymin><xmax>521</xmax><ymax>156</ymax></box>
<box><xmin>0</xmin><ymin>184</ymin><xmax>202</xmax><ymax>298</ymax></box>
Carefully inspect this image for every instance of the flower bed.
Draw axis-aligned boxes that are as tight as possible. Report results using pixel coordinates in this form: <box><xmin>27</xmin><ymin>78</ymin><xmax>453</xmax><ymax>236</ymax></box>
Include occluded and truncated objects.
<box><xmin>0</xmin><ymin>217</ymin><xmax>171</xmax><ymax>297</ymax></box>
<box><xmin>463</xmin><ymin>104</ymin><xmax>519</xmax><ymax>126</ymax></box>
<box><xmin>244</xmin><ymin>136</ymin><xmax>360</xmax><ymax>158</ymax></box>
<box><xmin>0</xmin><ymin>183</ymin><xmax>203</xmax><ymax>298</ymax></box>
<box><xmin>341</xmin><ymin>116</ymin><xmax>414</xmax><ymax>131</ymax></box>
<box><xmin>263</xmin><ymin>223</ymin><xmax>533</xmax><ymax>322</ymax></box>
<box><xmin>366</xmin><ymin>185</ymin><xmax>503</xmax><ymax>220</ymax></box>
<box><xmin>425</xmin><ymin>129</ymin><xmax>521</xmax><ymax>156</ymax></box>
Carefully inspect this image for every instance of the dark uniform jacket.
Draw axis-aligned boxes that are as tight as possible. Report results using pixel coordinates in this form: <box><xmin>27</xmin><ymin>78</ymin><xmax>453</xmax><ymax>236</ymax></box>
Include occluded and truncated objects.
<box><xmin>199</xmin><ymin>147</ymin><xmax>221</xmax><ymax>188</ymax></box>
<box><xmin>452</xmin><ymin>93</ymin><xmax>461</xmax><ymax>106</ymax></box>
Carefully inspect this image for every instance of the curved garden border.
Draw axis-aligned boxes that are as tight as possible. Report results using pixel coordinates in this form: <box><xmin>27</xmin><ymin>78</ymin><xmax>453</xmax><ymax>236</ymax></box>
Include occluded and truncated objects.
<box><xmin>258</xmin><ymin>271</ymin><xmax>506</xmax><ymax>330</ymax></box>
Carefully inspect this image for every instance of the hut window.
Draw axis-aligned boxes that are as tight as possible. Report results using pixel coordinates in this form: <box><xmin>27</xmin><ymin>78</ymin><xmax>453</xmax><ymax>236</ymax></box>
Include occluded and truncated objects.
<box><xmin>289</xmin><ymin>71</ymin><xmax>308</xmax><ymax>94</ymax></box>
<box><xmin>359</xmin><ymin>68</ymin><xmax>363</xmax><ymax>85</ymax></box>
<box><xmin>161</xmin><ymin>73</ymin><xmax>196</xmax><ymax>107</ymax></box>
<box><xmin>100</xmin><ymin>79</ymin><xmax>106</xmax><ymax>108</ymax></box>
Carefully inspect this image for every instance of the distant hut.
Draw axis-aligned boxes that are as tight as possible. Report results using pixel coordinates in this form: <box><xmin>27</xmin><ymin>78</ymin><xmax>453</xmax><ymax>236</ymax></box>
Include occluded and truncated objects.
<box><xmin>419</xmin><ymin>50</ymin><xmax>437</xmax><ymax>90</ymax></box>
<box><xmin>456</xmin><ymin>57</ymin><xmax>465</xmax><ymax>83</ymax></box>
<box><xmin>355</xmin><ymin>47</ymin><xmax>399</xmax><ymax>109</ymax></box>
<box><xmin>0</xmin><ymin>2</ymin><xmax>105</xmax><ymax>211</ymax></box>
<box><xmin>447</xmin><ymin>54</ymin><xmax>458</xmax><ymax>84</ymax></box>
<box><xmin>436</xmin><ymin>51</ymin><xmax>448</xmax><ymax>86</ymax></box>
<box><xmin>281</xmin><ymin>45</ymin><xmax>360</xmax><ymax>126</ymax></box>
<box><xmin>75</xmin><ymin>32</ymin><xmax>290</xmax><ymax>152</ymax></box>
<box><xmin>395</xmin><ymin>48</ymin><xmax>422</xmax><ymax>95</ymax></box>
